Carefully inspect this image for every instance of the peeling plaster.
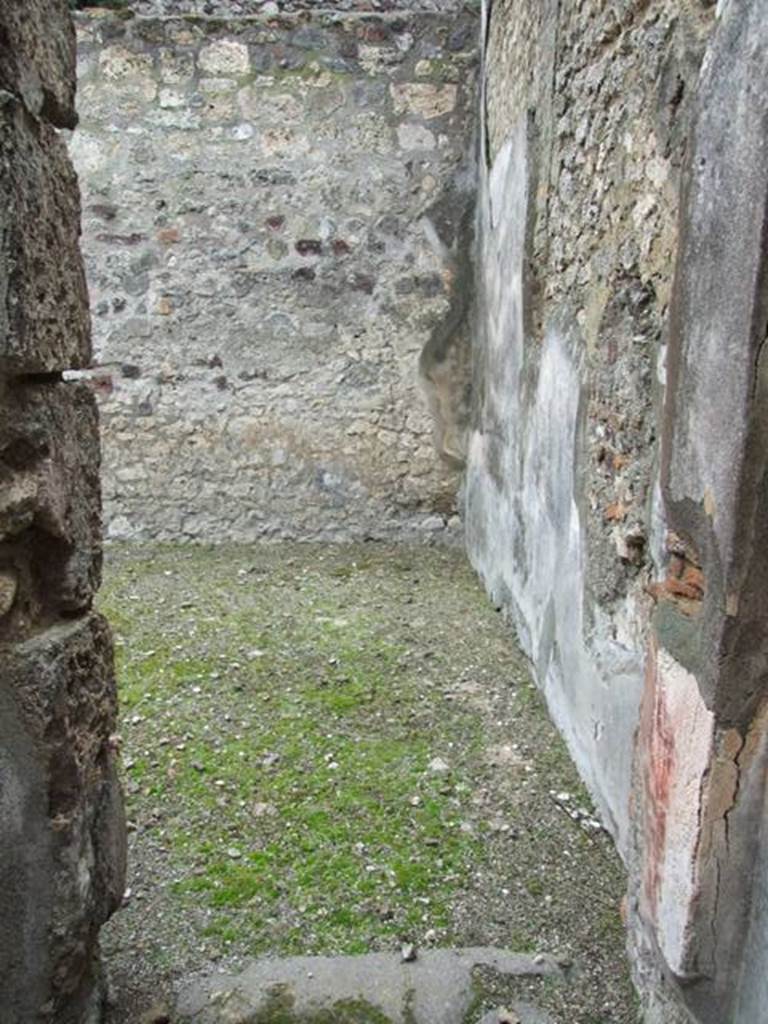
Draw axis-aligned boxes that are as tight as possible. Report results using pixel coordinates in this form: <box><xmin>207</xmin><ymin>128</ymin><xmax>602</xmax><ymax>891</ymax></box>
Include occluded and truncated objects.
<box><xmin>637</xmin><ymin>642</ymin><xmax>714</xmax><ymax>977</ymax></box>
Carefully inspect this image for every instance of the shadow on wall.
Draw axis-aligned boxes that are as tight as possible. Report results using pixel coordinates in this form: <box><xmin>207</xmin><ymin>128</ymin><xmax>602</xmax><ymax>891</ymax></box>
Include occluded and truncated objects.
<box><xmin>418</xmin><ymin>184</ymin><xmax>476</xmax><ymax>470</ymax></box>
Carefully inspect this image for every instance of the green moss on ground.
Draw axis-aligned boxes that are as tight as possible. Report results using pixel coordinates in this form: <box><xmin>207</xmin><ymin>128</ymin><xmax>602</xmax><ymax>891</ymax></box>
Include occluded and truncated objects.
<box><xmin>99</xmin><ymin>543</ymin><xmax>637</xmax><ymax>1023</ymax></box>
<box><xmin>104</xmin><ymin>546</ymin><xmax>484</xmax><ymax>955</ymax></box>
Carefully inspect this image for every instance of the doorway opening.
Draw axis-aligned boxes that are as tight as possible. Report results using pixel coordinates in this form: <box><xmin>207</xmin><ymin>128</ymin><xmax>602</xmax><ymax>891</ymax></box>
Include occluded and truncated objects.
<box><xmin>68</xmin><ymin>3</ymin><xmax>637</xmax><ymax>1022</ymax></box>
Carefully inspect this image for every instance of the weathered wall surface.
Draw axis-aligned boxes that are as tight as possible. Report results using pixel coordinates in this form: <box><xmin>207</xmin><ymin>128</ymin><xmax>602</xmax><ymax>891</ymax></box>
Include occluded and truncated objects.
<box><xmin>467</xmin><ymin>0</ymin><xmax>768</xmax><ymax>1021</ymax></box>
<box><xmin>71</xmin><ymin>6</ymin><xmax>478</xmax><ymax>542</ymax></box>
<box><xmin>120</xmin><ymin>1</ymin><xmax>470</xmax><ymax>14</ymax></box>
<box><xmin>0</xmin><ymin>2</ymin><xmax>126</xmax><ymax>1021</ymax></box>
<box><xmin>632</xmin><ymin>5</ymin><xmax>768</xmax><ymax>1020</ymax></box>
<box><xmin>468</xmin><ymin>0</ymin><xmax>712</xmax><ymax>858</ymax></box>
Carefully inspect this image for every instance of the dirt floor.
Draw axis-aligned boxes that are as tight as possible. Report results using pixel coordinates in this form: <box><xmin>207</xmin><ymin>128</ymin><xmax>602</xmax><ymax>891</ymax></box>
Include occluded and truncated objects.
<box><xmin>98</xmin><ymin>543</ymin><xmax>639</xmax><ymax>1023</ymax></box>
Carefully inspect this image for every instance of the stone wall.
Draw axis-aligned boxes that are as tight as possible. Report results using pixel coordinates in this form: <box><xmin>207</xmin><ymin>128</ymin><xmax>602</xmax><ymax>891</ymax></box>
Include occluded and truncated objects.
<box><xmin>107</xmin><ymin>1</ymin><xmax>471</xmax><ymax>14</ymax></box>
<box><xmin>70</xmin><ymin>5</ymin><xmax>478</xmax><ymax>542</ymax></box>
<box><xmin>0</xmin><ymin>1</ymin><xmax>126</xmax><ymax>1021</ymax></box>
<box><xmin>467</xmin><ymin>0</ymin><xmax>768</xmax><ymax>1021</ymax></box>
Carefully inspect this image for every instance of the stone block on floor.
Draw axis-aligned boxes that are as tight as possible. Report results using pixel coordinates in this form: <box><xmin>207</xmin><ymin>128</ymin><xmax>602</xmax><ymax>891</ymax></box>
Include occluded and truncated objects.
<box><xmin>175</xmin><ymin>948</ymin><xmax>565</xmax><ymax>1024</ymax></box>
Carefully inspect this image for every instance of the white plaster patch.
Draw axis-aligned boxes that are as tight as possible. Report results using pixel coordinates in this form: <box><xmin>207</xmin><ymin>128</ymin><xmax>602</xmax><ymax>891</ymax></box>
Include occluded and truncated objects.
<box><xmin>158</xmin><ymin>88</ymin><xmax>185</xmax><ymax>109</ymax></box>
<box><xmin>465</xmin><ymin>116</ymin><xmax>646</xmax><ymax>850</ymax></box>
<box><xmin>231</xmin><ymin>123</ymin><xmax>255</xmax><ymax>141</ymax></box>
<box><xmin>106</xmin><ymin>515</ymin><xmax>135</xmax><ymax>540</ymax></box>
<box><xmin>68</xmin><ymin>132</ymin><xmax>108</xmax><ymax>175</ymax></box>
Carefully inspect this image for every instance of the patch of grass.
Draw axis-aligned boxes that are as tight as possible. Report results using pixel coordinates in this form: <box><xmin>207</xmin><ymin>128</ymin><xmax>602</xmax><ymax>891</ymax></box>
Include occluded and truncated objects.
<box><xmin>525</xmin><ymin>877</ymin><xmax>545</xmax><ymax>898</ymax></box>
<box><xmin>102</xmin><ymin>544</ymin><xmax>484</xmax><ymax>957</ymax></box>
<box><xmin>100</xmin><ymin>542</ymin><xmax>638</xmax><ymax>1024</ymax></box>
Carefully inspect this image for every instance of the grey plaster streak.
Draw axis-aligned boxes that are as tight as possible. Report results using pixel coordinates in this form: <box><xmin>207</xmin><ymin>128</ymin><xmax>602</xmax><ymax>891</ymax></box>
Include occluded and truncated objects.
<box><xmin>466</xmin><ymin>121</ymin><xmax>644</xmax><ymax>852</ymax></box>
<box><xmin>659</xmin><ymin>0</ymin><xmax>768</xmax><ymax>724</ymax></box>
<box><xmin>664</xmin><ymin>0</ymin><xmax>768</xmax><ymax>570</ymax></box>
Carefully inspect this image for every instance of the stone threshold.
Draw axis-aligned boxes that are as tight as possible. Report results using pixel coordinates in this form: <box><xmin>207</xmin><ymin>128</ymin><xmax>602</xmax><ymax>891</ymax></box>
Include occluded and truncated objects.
<box><xmin>174</xmin><ymin>947</ymin><xmax>561</xmax><ymax>1023</ymax></box>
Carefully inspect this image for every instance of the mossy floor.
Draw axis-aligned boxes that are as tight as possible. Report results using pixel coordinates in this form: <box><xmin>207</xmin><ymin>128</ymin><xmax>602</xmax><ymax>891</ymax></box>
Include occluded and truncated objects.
<box><xmin>99</xmin><ymin>543</ymin><xmax>638</xmax><ymax>1023</ymax></box>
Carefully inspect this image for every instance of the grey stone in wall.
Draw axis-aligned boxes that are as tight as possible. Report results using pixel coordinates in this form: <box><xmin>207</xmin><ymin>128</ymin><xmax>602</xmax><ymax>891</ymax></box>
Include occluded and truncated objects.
<box><xmin>71</xmin><ymin>7</ymin><xmax>478</xmax><ymax>542</ymax></box>
<box><xmin>0</xmin><ymin>2</ymin><xmax>126</xmax><ymax>1020</ymax></box>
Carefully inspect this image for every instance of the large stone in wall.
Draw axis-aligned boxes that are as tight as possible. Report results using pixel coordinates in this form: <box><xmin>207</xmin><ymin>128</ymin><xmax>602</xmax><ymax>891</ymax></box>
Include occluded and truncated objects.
<box><xmin>0</xmin><ymin>379</ymin><xmax>103</xmax><ymax>627</ymax></box>
<box><xmin>0</xmin><ymin>0</ymin><xmax>77</xmax><ymax>129</ymax></box>
<box><xmin>0</xmin><ymin>91</ymin><xmax>91</xmax><ymax>374</ymax></box>
<box><xmin>0</xmin><ymin>614</ymin><xmax>126</xmax><ymax>1024</ymax></box>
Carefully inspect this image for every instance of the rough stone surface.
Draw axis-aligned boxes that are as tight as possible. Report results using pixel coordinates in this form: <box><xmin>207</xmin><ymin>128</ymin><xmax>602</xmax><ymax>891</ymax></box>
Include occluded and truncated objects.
<box><xmin>1</xmin><ymin>615</ymin><xmax>126</xmax><ymax>1024</ymax></box>
<box><xmin>0</xmin><ymin>91</ymin><xmax>91</xmax><ymax>374</ymax></box>
<box><xmin>175</xmin><ymin>948</ymin><xmax>562</xmax><ymax>1023</ymax></box>
<box><xmin>71</xmin><ymin>7</ymin><xmax>478</xmax><ymax>542</ymax></box>
<box><xmin>0</xmin><ymin>379</ymin><xmax>103</xmax><ymax>625</ymax></box>
<box><xmin>0</xmin><ymin>2</ymin><xmax>126</xmax><ymax>1021</ymax></box>
<box><xmin>0</xmin><ymin>0</ymin><xmax>78</xmax><ymax>128</ymax></box>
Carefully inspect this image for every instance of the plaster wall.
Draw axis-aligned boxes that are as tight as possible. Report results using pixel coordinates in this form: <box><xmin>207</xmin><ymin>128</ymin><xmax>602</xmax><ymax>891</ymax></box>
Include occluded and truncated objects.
<box><xmin>468</xmin><ymin>0</ymin><xmax>768</xmax><ymax>1020</ymax></box>
<box><xmin>70</xmin><ymin>5</ymin><xmax>478</xmax><ymax>542</ymax></box>
<box><xmin>467</xmin><ymin>0</ymin><xmax>712</xmax><ymax>855</ymax></box>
